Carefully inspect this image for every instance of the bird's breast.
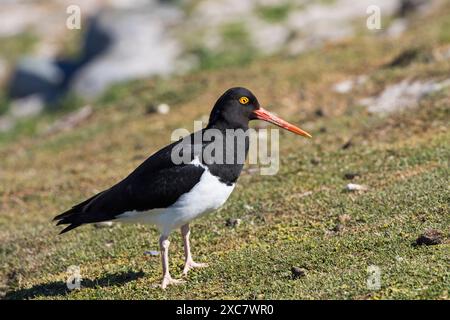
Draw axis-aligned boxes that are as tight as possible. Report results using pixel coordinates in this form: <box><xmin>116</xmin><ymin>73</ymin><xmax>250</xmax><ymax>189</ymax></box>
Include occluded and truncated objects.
<box><xmin>116</xmin><ymin>165</ymin><xmax>235</xmax><ymax>233</ymax></box>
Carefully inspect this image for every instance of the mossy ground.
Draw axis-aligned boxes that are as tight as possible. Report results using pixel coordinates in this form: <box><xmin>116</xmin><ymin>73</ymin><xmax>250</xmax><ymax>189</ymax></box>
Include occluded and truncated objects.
<box><xmin>0</xmin><ymin>4</ymin><xmax>449</xmax><ymax>300</ymax></box>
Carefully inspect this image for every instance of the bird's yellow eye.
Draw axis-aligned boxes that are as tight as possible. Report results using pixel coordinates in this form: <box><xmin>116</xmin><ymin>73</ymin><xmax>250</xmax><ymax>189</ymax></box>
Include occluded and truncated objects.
<box><xmin>239</xmin><ymin>96</ymin><xmax>249</xmax><ymax>105</ymax></box>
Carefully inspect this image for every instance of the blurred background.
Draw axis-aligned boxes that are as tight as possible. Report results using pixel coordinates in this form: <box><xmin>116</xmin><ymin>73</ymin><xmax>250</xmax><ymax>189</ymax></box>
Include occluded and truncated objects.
<box><xmin>0</xmin><ymin>0</ymin><xmax>447</xmax><ymax>138</ymax></box>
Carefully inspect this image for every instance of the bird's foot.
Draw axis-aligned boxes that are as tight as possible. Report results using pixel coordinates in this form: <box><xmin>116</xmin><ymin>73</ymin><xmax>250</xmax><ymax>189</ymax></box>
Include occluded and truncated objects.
<box><xmin>161</xmin><ymin>275</ymin><xmax>185</xmax><ymax>289</ymax></box>
<box><xmin>182</xmin><ymin>260</ymin><xmax>208</xmax><ymax>276</ymax></box>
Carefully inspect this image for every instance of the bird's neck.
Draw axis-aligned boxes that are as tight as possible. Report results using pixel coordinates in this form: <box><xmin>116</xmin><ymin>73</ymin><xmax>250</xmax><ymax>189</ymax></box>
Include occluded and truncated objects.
<box><xmin>200</xmin><ymin>119</ymin><xmax>250</xmax><ymax>185</ymax></box>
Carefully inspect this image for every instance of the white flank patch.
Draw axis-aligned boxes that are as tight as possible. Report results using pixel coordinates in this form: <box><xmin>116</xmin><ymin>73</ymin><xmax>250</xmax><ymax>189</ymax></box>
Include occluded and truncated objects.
<box><xmin>116</xmin><ymin>157</ymin><xmax>235</xmax><ymax>234</ymax></box>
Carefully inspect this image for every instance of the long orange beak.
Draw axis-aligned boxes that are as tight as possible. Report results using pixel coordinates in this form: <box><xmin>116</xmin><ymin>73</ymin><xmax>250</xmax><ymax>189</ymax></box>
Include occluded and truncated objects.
<box><xmin>252</xmin><ymin>107</ymin><xmax>312</xmax><ymax>138</ymax></box>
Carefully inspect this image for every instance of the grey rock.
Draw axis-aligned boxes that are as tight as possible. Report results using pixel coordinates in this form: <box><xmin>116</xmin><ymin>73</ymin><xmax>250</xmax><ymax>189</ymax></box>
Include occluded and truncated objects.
<box><xmin>71</xmin><ymin>6</ymin><xmax>183</xmax><ymax>98</ymax></box>
<box><xmin>287</xmin><ymin>0</ymin><xmax>399</xmax><ymax>54</ymax></box>
<box><xmin>9</xmin><ymin>94</ymin><xmax>44</xmax><ymax>118</ymax></box>
<box><xmin>291</xmin><ymin>266</ymin><xmax>307</xmax><ymax>279</ymax></box>
<box><xmin>361</xmin><ymin>79</ymin><xmax>450</xmax><ymax>113</ymax></box>
<box><xmin>144</xmin><ymin>250</ymin><xmax>160</xmax><ymax>256</ymax></box>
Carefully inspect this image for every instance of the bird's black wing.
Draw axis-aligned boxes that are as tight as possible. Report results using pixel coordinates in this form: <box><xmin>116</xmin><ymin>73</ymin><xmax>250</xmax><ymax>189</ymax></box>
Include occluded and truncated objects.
<box><xmin>54</xmin><ymin>136</ymin><xmax>205</xmax><ymax>233</ymax></box>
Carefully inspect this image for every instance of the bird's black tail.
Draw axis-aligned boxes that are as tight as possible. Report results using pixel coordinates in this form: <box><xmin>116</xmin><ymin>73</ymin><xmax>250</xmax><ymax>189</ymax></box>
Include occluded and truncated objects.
<box><xmin>53</xmin><ymin>207</ymin><xmax>83</xmax><ymax>234</ymax></box>
<box><xmin>53</xmin><ymin>192</ymin><xmax>104</xmax><ymax>234</ymax></box>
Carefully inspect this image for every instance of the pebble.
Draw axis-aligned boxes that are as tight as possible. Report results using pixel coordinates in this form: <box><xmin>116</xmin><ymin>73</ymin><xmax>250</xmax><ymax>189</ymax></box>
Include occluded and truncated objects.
<box><xmin>341</xmin><ymin>140</ymin><xmax>353</xmax><ymax>150</ymax></box>
<box><xmin>144</xmin><ymin>250</ymin><xmax>160</xmax><ymax>256</ymax></box>
<box><xmin>146</xmin><ymin>103</ymin><xmax>170</xmax><ymax>115</ymax></box>
<box><xmin>156</xmin><ymin>103</ymin><xmax>170</xmax><ymax>114</ymax></box>
<box><xmin>291</xmin><ymin>267</ymin><xmax>307</xmax><ymax>279</ymax></box>
<box><xmin>345</xmin><ymin>183</ymin><xmax>368</xmax><ymax>192</ymax></box>
<box><xmin>344</xmin><ymin>172</ymin><xmax>360</xmax><ymax>180</ymax></box>
<box><xmin>225</xmin><ymin>218</ymin><xmax>242</xmax><ymax>228</ymax></box>
<box><xmin>415</xmin><ymin>229</ymin><xmax>443</xmax><ymax>246</ymax></box>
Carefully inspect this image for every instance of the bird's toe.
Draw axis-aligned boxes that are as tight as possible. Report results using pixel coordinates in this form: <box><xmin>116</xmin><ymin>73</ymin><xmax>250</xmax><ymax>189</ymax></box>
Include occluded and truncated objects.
<box><xmin>182</xmin><ymin>261</ymin><xmax>208</xmax><ymax>276</ymax></box>
<box><xmin>161</xmin><ymin>275</ymin><xmax>185</xmax><ymax>289</ymax></box>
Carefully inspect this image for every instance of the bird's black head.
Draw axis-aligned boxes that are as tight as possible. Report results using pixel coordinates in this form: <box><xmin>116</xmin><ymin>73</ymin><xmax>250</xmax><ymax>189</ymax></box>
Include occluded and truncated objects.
<box><xmin>208</xmin><ymin>87</ymin><xmax>260</xmax><ymax>129</ymax></box>
<box><xmin>208</xmin><ymin>87</ymin><xmax>312</xmax><ymax>138</ymax></box>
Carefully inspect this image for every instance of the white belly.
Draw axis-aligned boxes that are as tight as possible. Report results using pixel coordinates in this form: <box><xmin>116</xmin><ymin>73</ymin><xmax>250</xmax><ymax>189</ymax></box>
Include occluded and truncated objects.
<box><xmin>116</xmin><ymin>168</ymin><xmax>235</xmax><ymax>234</ymax></box>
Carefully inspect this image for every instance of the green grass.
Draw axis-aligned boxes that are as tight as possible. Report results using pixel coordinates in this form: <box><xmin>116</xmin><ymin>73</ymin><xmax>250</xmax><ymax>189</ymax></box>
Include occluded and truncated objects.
<box><xmin>0</xmin><ymin>2</ymin><xmax>449</xmax><ymax>300</ymax></box>
<box><xmin>188</xmin><ymin>22</ymin><xmax>258</xmax><ymax>70</ymax></box>
<box><xmin>257</xmin><ymin>3</ymin><xmax>292</xmax><ymax>23</ymax></box>
<box><xmin>0</xmin><ymin>32</ymin><xmax>37</xmax><ymax>64</ymax></box>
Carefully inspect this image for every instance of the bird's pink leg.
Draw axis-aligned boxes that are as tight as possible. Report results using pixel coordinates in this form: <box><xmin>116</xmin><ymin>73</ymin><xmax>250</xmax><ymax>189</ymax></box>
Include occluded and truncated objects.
<box><xmin>159</xmin><ymin>234</ymin><xmax>184</xmax><ymax>289</ymax></box>
<box><xmin>181</xmin><ymin>224</ymin><xmax>208</xmax><ymax>276</ymax></box>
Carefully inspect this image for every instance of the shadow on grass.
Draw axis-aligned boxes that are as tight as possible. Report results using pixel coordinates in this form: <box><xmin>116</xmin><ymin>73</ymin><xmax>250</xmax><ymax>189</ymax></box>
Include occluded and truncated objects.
<box><xmin>4</xmin><ymin>270</ymin><xmax>145</xmax><ymax>300</ymax></box>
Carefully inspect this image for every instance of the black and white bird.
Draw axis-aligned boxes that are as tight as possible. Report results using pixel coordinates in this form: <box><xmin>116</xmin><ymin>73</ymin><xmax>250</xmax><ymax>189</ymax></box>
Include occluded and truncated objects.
<box><xmin>54</xmin><ymin>87</ymin><xmax>311</xmax><ymax>289</ymax></box>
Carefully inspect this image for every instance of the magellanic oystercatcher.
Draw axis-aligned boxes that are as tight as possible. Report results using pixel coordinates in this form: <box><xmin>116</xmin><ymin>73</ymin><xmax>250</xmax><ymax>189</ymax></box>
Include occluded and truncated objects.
<box><xmin>54</xmin><ymin>87</ymin><xmax>311</xmax><ymax>289</ymax></box>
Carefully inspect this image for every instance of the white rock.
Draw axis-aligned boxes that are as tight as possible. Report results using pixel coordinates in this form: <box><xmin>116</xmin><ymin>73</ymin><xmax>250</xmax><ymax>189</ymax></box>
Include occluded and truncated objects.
<box><xmin>144</xmin><ymin>250</ymin><xmax>160</xmax><ymax>256</ymax></box>
<box><xmin>346</xmin><ymin>183</ymin><xmax>368</xmax><ymax>191</ymax></box>
<box><xmin>386</xmin><ymin>19</ymin><xmax>408</xmax><ymax>38</ymax></box>
<box><xmin>10</xmin><ymin>95</ymin><xmax>44</xmax><ymax>118</ymax></box>
<box><xmin>156</xmin><ymin>103</ymin><xmax>170</xmax><ymax>115</ymax></box>
<box><xmin>361</xmin><ymin>79</ymin><xmax>450</xmax><ymax>113</ymax></box>
<box><xmin>72</xmin><ymin>6</ymin><xmax>183</xmax><ymax>98</ymax></box>
<box><xmin>94</xmin><ymin>221</ymin><xmax>114</xmax><ymax>228</ymax></box>
<box><xmin>333</xmin><ymin>75</ymin><xmax>368</xmax><ymax>93</ymax></box>
<box><xmin>333</xmin><ymin>79</ymin><xmax>354</xmax><ymax>94</ymax></box>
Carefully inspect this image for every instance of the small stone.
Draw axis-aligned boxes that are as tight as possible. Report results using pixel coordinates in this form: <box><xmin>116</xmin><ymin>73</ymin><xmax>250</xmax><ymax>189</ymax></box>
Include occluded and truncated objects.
<box><xmin>310</xmin><ymin>157</ymin><xmax>320</xmax><ymax>165</ymax></box>
<box><xmin>333</xmin><ymin>79</ymin><xmax>354</xmax><ymax>94</ymax></box>
<box><xmin>345</xmin><ymin>183</ymin><xmax>368</xmax><ymax>192</ymax></box>
<box><xmin>344</xmin><ymin>172</ymin><xmax>360</xmax><ymax>180</ymax></box>
<box><xmin>341</xmin><ymin>140</ymin><xmax>353</xmax><ymax>150</ymax></box>
<box><xmin>415</xmin><ymin>229</ymin><xmax>443</xmax><ymax>246</ymax></box>
<box><xmin>156</xmin><ymin>103</ymin><xmax>170</xmax><ymax>114</ymax></box>
<box><xmin>291</xmin><ymin>267</ymin><xmax>307</xmax><ymax>279</ymax></box>
<box><xmin>144</xmin><ymin>250</ymin><xmax>160</xmax><ymax>256</ymax></box>
<box><xmin>105</xmin><ymin>241</ymin><xmax>113</xmax><ymax>248</ymax></box>
<box><xmin>225</xmin><ymin>218</ymin><xmax>242</xmax><ymax>228</ymax></box>
<box><xmin>314</xmin><ymin>108</ymin><xmax>325</xmax><ymax>117</ymax></box>
<box><xmin>94</xmin><ymin>221</ymin><xmax>114</xmax><ymax>228</ymax></box>
<box><xmin>146</xmin><ymin>103</ymin><xmax>170</xmax><ymax>115</ymax></box>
